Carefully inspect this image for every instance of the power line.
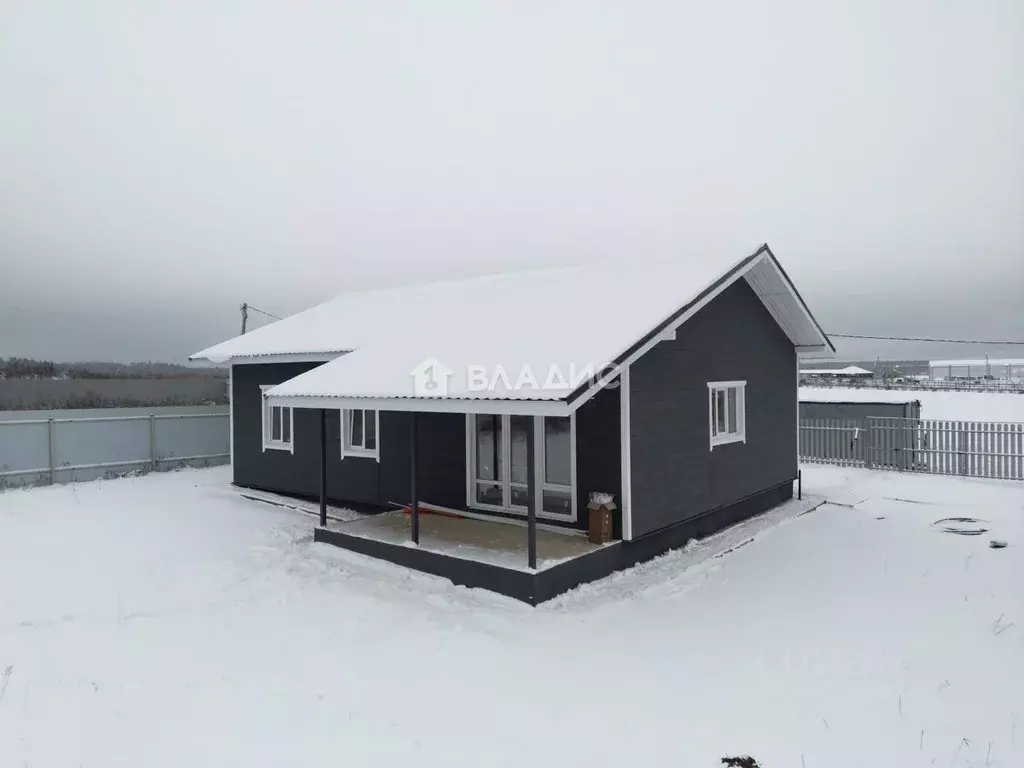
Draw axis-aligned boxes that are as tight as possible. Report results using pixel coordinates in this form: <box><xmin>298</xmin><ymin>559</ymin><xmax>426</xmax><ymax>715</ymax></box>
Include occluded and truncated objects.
<box><xmin>236</xmin><ymin>299</ymin><xmax>1019</xmax><ymax>346</ymax></box>
<box><xmin>247</xmin><ymin>305</ymin><xmax>281</xmax><ymax>321</ymax></box>
<box><xmin>829</xmin><ymin>333</ymin><xmax>1024</xmax><ymax>346</ymax></box>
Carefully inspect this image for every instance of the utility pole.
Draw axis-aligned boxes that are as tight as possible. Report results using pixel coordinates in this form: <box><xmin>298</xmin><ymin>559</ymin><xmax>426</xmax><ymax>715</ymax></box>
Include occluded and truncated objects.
<box><xmin>240</xmin><ymin>302</ymin><xmax>249</xmax><ymax>334</ymax></box>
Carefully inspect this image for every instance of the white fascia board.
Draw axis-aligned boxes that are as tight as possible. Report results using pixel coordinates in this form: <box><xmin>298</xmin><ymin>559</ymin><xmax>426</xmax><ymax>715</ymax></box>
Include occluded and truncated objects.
<box><xmin>796</xmin><ymin>345</ymin><xmax>836</xmax><ymax>359</ymax></box>
<box><xmin>568</xmin><ymin>252</ymin><xmax>832</xmax><ymax>412</ymax></box>
<box><xmin>567</xmin><ymin>256</ymin><xmax>765</xmax><ymax>413</ymax></box>
<box><xmin>221</xmin><ymin>353</ymin><xmax>346</xmax><ymax>365</ymax></box>
<box><xmin>228</xmin><ymin>365</ymin><xmax>235</xmax><ymax>473</ymax></box>
<box><xmin>620</xmin><ymin>251</ymin><xmax>768</xmax><ymax>369</ymax></box>
<box><xmin>619</xmin><ymin>364</ymin><xmax>632</xmax><ymax>541</ymax></box>
<box><xmin>266</xmin><ymin>394</ymin><xmax>572</xmax><ymax>417</ymax></box>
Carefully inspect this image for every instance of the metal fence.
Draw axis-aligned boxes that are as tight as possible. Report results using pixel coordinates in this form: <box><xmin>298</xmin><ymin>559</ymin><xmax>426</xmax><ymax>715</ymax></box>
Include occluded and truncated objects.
<box><xmin>800</xmin><ymin>417</ymin><xmax>1024</xmax><ymax>480</ymax></box>
<box><xmin>0</xmin><ymin>410</ymin><xmax>229</xmax><ymax>489</ymax></box>
<box><xmin>800</xmin><ymin>377</ymin><xmax>1024</xmax><ymax>394</ymax></box>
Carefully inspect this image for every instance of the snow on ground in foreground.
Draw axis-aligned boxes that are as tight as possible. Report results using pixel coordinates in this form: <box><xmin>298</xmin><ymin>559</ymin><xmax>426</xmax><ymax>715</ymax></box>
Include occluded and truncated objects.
<box><xmin>800</xmin><ymin>386</ymin><xmax>1024</xmax><ymax>422</ymax></box>
<box><xmin>1</xmin><ymin>467</ymin><xmax>1022</xmax><ymax>768</ymax></box>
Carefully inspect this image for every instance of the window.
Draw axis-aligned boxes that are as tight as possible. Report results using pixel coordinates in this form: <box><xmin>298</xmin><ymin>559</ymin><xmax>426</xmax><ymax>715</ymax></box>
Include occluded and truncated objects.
<box><xmin>467</xmin><ymin>414</ymin><xmax>576</xmax><ymax>520</ymax></box>
<box><xmin>473</xmin><ymin>414</ymin><xmax>505</xmax><ymax>507</ymax></box>
<box><xmin>708</xmin><ymin>381</ymin><xmax>746</xmax><ymax>448</ymax></box>
<box><xmin>260</xmin><ymin>385</ymin><xmax>293</xmax><ymax>453</ymax></box>
<box><xmin>342</xmin><ymin>409</ymin><xmax>379</xmax><ymax>460</ymax></box>
<box><xmin>541</xmin><ymin>415</ymin><xmax>573</xmax><ymax>516</ymax></box>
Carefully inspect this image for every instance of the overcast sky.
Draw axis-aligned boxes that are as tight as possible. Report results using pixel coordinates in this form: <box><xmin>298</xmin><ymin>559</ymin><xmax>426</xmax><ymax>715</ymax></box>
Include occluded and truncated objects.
<box><xmin>1</xmin><ymin>1</ymin><xmax>1021</xmax><ymax>364</ymax></box>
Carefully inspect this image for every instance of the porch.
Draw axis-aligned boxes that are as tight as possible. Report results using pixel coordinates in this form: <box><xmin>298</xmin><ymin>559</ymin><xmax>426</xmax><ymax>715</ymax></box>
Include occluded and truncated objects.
<box><xmin>311</xmin><ymin>480</ymin><xmax>813</xmax><ymax>605</ymax></box>
<box><xmin>314</xmin><ymin>509</ymin><xmax>624</xmax><ymax>605</ymax></box>
<box><xmin>322</xmin><ymin>509</ymin><xmax>607</xmax><ymax>571</ymax></box>
<box><xmin>264</xmin><ymin>371</ymin><xmax>626</xmax><ymax>602</ymax></box>
<box><xmin>287</xmin><ymin>392</ymin><xmax>623</xmax><ymax>574</ymax></box>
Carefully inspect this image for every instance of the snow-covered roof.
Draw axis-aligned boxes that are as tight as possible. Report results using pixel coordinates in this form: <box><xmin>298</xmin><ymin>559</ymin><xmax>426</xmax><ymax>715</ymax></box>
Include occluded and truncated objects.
<box><xmin>801</xmin><ymin>365</ymin><xmax>873</xmax><ymax>376</ymax></box>
<box><xmin>193</xmin><ymin>244</ymin><xmax>833</xmax><ymax>407</ymax></box>
<box><xmin>929</xmin><ymin>359</ymin><xmax>1024</xmax><ymax>367</ymax></box>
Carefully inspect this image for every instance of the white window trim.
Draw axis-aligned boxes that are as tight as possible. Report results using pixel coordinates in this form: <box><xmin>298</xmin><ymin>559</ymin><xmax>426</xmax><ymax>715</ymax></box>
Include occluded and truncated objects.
<box><xmin>464</xmin><ymin>414</ymin><xmax>577</xmax><ymax>523</ymax></box>
<box><xmin>707</xmin><ymin>380</ymin><xmax>746</xmax><ymax>450</ymax></box>
<box><xmin>260</xmin><ymin>385</ymin><xmax>294</xmax><ymax>453</ymax></box>
<box><xmin>341</xmin><ymin>408</ymin><xmax>380</xmax><ymax>461</ymax></box>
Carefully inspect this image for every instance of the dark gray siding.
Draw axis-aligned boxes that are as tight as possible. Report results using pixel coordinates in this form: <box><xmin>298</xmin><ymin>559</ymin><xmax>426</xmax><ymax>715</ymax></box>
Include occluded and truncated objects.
<box><xmin>233</xmin><ymin>364</ymin><xmax>469</xmax><ymax>510</ymax></box>
<box><xmin>376</xmin><ymin>411</ymin><xmax>468</xmax><ymax>511</ymax></box>
<box><xmin>629</xmin><ymin>279</ymin><xmax>797</xmax><ymax>538</ymax></box>
<box><xmin>233</xmin><ymin>364</ymin><xmax>619</xmax><ymax>529</ymax></box>
<box><xmin>233</xmin><ymin>362</ymin><xmax>379</xmax><ymax>505</ymax></box>
<box><xmin>377</xmin><ymin>411</ymin><xmax>411</xmax><ymax>507</ymax></box>
<box><xmin>575</xmin><ymin>383</ymin><xmax>621</xmax><ymax>533</ymax></box>
<box><xmin>412</xmin><ymin>412</ymin><xmax>468</xmax><ymax>510</ymax></box>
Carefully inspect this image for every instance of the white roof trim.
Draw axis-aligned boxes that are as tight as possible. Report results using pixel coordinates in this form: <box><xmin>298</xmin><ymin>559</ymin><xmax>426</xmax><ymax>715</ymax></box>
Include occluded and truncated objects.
<box><xmin>566</xmin><ymin>248</ymin><xmax>833</xmax><ymax>411</ymax></box>
<box><xmin>221</xmin><ymin>353</ymin><xmax>346</xmax><ymax>366</ymax></box>
<box><xmin>266</xmin><ymin>394</ymin><xmax>572</xmax><ymax>417</ymax></box>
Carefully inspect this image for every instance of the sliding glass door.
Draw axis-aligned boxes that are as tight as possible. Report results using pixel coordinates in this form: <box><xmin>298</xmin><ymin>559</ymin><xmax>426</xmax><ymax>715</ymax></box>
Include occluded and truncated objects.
<box><xmin>542</xmin><ymin>415</ymin><xmax>573</xmax><ymax>516</ymax></box>
<box><xmin>468</xmin><ymin>414</ymin><xmax>576</xmax><ymax>520</ymax></box>
<box><xmin>509</xmin><ymin>415</ymin><xmax>532</xmax><ymax>509</ymax></box>
<box><xmin>473</xmin><ymin>414</ymin><xmax>504</xmax><ymax>507</ymax></box>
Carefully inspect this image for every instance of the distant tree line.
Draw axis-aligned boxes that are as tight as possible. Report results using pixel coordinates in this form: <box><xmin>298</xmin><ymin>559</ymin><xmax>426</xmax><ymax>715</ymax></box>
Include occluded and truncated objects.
<box><xmin>0</xmin><ymin>357</ymin><xmax>58</xmax><ymax>379</ymax></box>
<box><xmin>0</xmin><ymin>357</ymin><xmax>227</xmax><ymax>380</ymax></box>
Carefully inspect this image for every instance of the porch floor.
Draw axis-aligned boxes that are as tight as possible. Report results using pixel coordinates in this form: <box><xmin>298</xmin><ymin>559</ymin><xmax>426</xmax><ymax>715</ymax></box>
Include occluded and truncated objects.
<box><xmin>320</xmin><ymin>510</ymin><xmax>610</xmax><ymax>572</ymax></box>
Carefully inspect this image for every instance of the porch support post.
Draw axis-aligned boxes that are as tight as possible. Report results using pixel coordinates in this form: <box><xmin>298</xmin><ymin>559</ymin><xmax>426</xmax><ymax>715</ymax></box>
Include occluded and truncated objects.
<box><xmin>410</xmin><ymin>412</ymin><xmax>419</xmax><ymax>545</ymax></box>
<box><xmin>526</xmin><ymin>415</ymin><xmax>537</xmax><ymax>570</ymax></box>
<box><xmin>319</xmin><ymin>408</ymin><xmax>327</xmax><ymax>527</ymax></box>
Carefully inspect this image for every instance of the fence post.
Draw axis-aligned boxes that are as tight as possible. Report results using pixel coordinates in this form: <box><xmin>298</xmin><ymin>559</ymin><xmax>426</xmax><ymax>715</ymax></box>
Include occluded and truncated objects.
<box><xmin>863</xmin><ymin>419</ymin><xmax>873</xmax><ymax>469</ymax></box>
<box><xmin>149</xmin><ymin>414</ymin><xmax>156</xmax><ymax>473</ymax></box>
<box><xmin>958</xmin><ymin>421</ymin><xmax>968</xmax><ymax>476</ymax></box>
<box><xmin>47</xmin><ymin>418</ymin><xmax>56</xmax><ymax>485</ymax></box>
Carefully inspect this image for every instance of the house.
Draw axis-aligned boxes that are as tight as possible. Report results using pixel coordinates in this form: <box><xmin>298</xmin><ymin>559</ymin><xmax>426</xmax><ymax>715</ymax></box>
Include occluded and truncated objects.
<box><xmin>191</xmin><ymin>244</ymin><xmax>834</xmax><ymax>604</ymax></box>
<box><xmin>799</xmin><ymin>365</ymin><xmax>874</xmax><ymax>385</ymax></box>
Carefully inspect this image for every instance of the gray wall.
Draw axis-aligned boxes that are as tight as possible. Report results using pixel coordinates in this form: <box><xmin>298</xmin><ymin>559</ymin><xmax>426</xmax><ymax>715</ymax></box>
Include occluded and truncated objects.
<box><xmin>0</xmin><ymin>405</ymin><xmax>228</xmax><ymax>488</ymax></box>
<box><xmin>233</xmin><ymin>362</ymin><xmax>467</xmax><ymax>509</ymax></box>
<box><xmin>800</xmin><ymin>400</ymin><xmax>920</xmax><ymax>421</ymax></box>
<box><xmin>575</xmin><ymin>383</ymin><xmax>621</xmax><ymax>533</ymax></box>
<box><xmin>629</xmin><ymin>280</ymin><xmax>797</xmax><ymax>538</ymax></box>
<box><xmin>233</xmin><ymin>362</ymin><xmax>363</xmax><ymax>502</ymax></box>
<box><xmin>233</xmin><ymin>363</ymin><xmax>618</xmax><ymax>529</ymax></box>
<box><xmin>232</xmin><ymin>363</ymin><xmax>424</xmax><ymax>508</ymax></box>
<box><xmin>0</xmin><ymin>377</ymin><xmax>227</xmax><ymax>410</ymax></box>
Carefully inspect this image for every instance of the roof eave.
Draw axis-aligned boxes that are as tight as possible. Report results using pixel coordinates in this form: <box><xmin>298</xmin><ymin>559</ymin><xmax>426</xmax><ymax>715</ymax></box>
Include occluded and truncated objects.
<box><xmin>264</xmin><ymin>393</ymin><xmax>573</xmax><ymax>416</ymax></box>
<box><xmin>564</xmin><ymin>243</ymin><xmax>834</xmax><ymax>407</ymax></box>
<box><xmin>187</xmin><ymin>351</ymin><xmax>350</xmax><ymax>365</ymax></box>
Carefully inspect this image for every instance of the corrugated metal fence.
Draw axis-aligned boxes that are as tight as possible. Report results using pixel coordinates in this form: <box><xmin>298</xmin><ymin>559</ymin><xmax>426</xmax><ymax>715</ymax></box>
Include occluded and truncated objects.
<box><xmin>0</xmin><ymin>410</ymin><xmax>229</xmax><ymax>488</ymax></box>
<box><xmin>800</xmin><ymin>417</ymin><xmax>1024</xmax><ymax>480</ymax></box>
<box><xmin>800</xmin><ymin>378</ymin><xmax>1024</xmax><ymax>393</ymax></box>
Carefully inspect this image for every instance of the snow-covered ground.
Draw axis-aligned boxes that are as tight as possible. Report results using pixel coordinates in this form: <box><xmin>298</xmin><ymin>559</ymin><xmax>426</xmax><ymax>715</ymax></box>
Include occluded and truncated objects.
<box><xmin>1</xmin><ymin>466</ymin><xmax>1022</xmax><ymax>767</ymax></box>
<box><xmin>801</xmin><ymin>386</ymin><xmax>1024</xmax><ymax>421</ymax></box>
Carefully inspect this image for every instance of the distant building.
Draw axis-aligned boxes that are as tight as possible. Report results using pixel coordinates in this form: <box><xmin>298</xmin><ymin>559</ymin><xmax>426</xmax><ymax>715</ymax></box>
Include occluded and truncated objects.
<box><xmin>800</xmin><ymin>393</ymin><xmax>921</xmax><ymax>421</ymax></box>
<box><xmin>800</xmin><ymin>365</ymin><xmax>874</xmax><ymax>381</ymax></box>
<box><xmin>929</xmin><ymin>359</ymin><xmax>1024</xmax><ymax>381</ymax></box>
